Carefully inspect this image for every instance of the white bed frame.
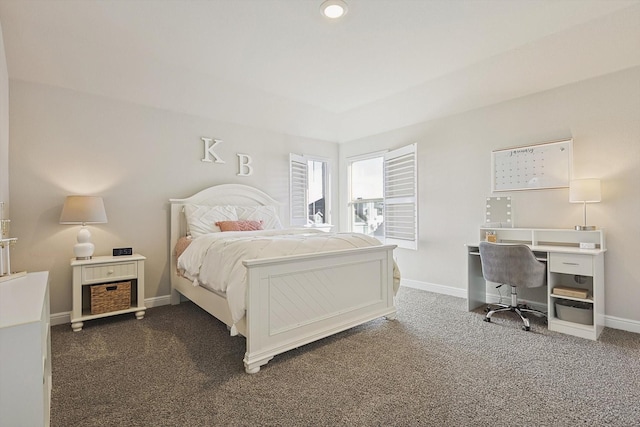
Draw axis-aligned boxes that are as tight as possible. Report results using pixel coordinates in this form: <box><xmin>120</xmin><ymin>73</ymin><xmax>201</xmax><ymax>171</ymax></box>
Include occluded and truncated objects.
<box><xmin>169</xmin><ymin>184</ymin><xmax>397</xmax><ymax>373</ymax></box>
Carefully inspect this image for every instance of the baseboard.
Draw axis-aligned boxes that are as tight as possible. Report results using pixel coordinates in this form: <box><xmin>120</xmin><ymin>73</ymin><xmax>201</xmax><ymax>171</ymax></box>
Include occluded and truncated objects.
<box><xmin>50</xmin><ymin>295</ymin><xmax>173</xmax><ymax>327</ymax></box>
<box><xmin>400</xmin><ymin>279</ymin><xmax>640</xmax><ymax>334</ymax></box>
<box><xmin>145</xmin><ymin>295</ymin><xmax>172</xmax><ymax>308</ymax></box>
<box><xmin>605</xmin><ymin>315</ymin><xmax>640</xmax><ymax>334</ymax></box>
<box><xmin>400</xmin><ymin>279</ymin><xmax>466</xmax><ymax>299</ymax></box>
<box><xmin>50</xmin><ymin>311</ymin><xmax>72</xmax><ymax>326</ymax></box>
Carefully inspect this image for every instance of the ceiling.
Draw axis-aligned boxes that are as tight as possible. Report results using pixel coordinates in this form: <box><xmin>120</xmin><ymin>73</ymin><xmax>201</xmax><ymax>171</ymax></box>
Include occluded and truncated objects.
<box><xmin>1</xmin><ymin>0</ymin><xmax>639</xmax><ymax>143</ymax></box>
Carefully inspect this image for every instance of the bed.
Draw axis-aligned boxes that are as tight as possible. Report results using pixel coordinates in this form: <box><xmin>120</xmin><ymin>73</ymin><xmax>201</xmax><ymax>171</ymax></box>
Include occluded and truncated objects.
<box><xmin>169</xmin><ymin>184</ymin><xmax>398</xmax><ymax>373</ymax></box>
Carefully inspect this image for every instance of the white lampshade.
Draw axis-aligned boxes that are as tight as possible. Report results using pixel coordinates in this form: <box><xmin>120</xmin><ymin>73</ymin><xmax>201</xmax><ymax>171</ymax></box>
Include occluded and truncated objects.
<box><xmin>60</xmin><ymin>196</ymin><xmax>107</xmax><ymax>259</ymax></box>
<box><xmin>569</xmin><ymin>179</ymin><xmax>601</xmax><ymax>203</ymax></box>
<box><xmin>60</xmin><ymin>196</ymin><xmax>108</xmax><ymax>224</ymax></box>
<box><xmin>569</xmin><ymin>179</ymin><xmax>601</xmax><ymax>230</ymax></box>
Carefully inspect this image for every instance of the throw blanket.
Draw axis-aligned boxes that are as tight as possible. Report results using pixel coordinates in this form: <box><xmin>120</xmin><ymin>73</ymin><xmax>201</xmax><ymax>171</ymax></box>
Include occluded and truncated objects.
<box><xmin>177</xmin><ymin>228</ymin><xmax>400</xmax><ymax>329</ymax></box>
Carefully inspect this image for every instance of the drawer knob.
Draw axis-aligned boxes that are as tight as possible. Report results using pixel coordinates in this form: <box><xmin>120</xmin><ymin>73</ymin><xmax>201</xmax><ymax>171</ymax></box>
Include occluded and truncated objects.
<box><xmin>107</xmin><ymin>270</ymin><xmax>114</xmax><ymax>275</ymax></box>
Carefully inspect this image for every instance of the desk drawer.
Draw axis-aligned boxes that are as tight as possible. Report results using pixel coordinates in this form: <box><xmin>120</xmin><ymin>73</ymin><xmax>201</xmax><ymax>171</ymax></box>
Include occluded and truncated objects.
<box><xmin>549</xmin><ymin>253</ymin><xmax>593</xmax><ymax>276</ymax></box>
<box><xmin>82</xmin><ymin>262</ymin><xmax>137</xmax><ymax>284</ymax></box>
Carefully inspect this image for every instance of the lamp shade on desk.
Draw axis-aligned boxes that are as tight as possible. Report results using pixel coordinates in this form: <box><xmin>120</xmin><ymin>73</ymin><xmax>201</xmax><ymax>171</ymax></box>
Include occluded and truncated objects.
<box><xmin>60</xmin><ymin>196</ymin><xmax>107</xmax><ymax>259</ymax></box>
<box><xmin>569</xmin><ymin>179</ymin><xmax>601</xmax><ymax>230</ymax></box>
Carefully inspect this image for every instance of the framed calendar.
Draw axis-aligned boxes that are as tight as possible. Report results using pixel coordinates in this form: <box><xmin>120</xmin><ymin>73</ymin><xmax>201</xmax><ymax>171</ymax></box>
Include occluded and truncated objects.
<box><xmin>491</xmin><ymin>139</ymin><xmax>572</xmax><ymax>192</ymax></box>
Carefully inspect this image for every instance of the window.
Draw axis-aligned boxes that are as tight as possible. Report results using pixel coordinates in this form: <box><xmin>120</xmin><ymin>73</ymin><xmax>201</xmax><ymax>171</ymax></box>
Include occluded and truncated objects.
<box><xmin>290</xmin><ymin>154</ymin><xmax>331</xmax><ymax>226</ymax></box>
<box><xmin>348</xmin><ymin>144</ymin><xmax>417</xmax><ymax>249</ymax></box>
<box><xmin>348</xmin><ymin>154</ymin><xmax>384</xmax><ymax>238</ymax></box>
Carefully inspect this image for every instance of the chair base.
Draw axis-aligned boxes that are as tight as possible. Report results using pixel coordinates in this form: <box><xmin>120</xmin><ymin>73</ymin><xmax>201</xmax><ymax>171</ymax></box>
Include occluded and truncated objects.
<box><xmin>484</xmin><ymin>303</ymin><xmax>547</xmax><ymax>331</ymax></box>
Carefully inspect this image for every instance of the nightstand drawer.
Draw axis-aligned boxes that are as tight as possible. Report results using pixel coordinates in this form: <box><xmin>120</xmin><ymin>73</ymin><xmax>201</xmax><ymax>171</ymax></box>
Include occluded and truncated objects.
<box><xmin>549</xmin><ymin>253</ymin><xmax>593</xmax><ymax>276</ymax></box>
<box><xmin>82</xmin><ymin>262</ymin><xmax>137</xmax><ymax>284</ymax></box>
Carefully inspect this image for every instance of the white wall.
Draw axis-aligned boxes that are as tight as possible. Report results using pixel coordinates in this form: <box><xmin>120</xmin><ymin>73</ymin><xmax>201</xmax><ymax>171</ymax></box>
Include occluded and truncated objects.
<box><xmin>8</xmin><ymin>81</ymin><xmax>338</xmax><ymax>315</ymax></box>
<box><xmin>6</xmin><ymin>60</ymin><xmax>640</xmax><ymax>328</ymax></box>
<box><xmin>0</xmin><ymin>21</ymin><xmax>8</xmax><ymax>212</ymax></box>
<box><xmin>340</xmin><ymin>67</ymin><xmax>640</xmax><ymax>324</ymax></box>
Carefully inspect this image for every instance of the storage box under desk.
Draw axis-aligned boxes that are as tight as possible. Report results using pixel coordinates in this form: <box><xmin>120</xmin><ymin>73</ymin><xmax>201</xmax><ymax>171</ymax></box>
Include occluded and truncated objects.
<box><xmin>555</xmin><ymin>300</ymin><xmax>594</xmax><ymax>325</ymax></box>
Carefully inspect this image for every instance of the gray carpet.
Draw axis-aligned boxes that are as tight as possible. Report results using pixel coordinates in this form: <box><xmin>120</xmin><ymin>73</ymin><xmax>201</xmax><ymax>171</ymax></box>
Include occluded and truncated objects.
<box><xmin>50</xmin><ymin>287</ymin><xmax>640</xmax><ymax>426</ymax></box>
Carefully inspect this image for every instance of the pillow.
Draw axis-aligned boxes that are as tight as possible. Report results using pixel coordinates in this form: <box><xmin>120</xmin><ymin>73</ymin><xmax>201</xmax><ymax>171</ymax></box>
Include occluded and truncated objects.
<box><xmin>235</xmin><ymin>205</ymin><xmax>283</xmax><ymax>230</ymax></box>
<box><xmin>184</xmin><ymin>204</ymin><xmax>237</xmax><ymax>238</ymax></box>
<box><xmin>216</xmin><ymin>220</ymin><xmax>264</xmax><ymax>232</ymax></box>
<box><xmin>174</xmin><ymin>236</ymin><xmax>192</xmax><ymax>259</ymax></box>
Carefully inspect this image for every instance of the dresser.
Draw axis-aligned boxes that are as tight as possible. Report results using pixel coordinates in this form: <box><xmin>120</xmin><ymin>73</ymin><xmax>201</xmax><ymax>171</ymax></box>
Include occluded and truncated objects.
<box><xmin>0</xmin><ymin>271</ymin><xmax>51</xmax><ymax>427</ymax></box>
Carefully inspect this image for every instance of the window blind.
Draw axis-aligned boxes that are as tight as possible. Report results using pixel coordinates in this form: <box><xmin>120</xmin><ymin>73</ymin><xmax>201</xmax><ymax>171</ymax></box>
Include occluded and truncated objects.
<box><xmin>384</xmin><ymin>144</ymin><xmax>418</xmax><ymax>250</ymax></box>
<box><xmin>289</xmin><ymin>153</ymin><xmax>308</xmax><ymax>226</ymax></box>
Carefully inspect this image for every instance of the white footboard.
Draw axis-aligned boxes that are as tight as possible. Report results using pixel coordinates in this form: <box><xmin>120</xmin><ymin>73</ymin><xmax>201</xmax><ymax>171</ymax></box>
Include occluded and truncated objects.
<box><xmin>242</xmin><ymin>244</ymin><xmax>396</xmax><ymax>373</ymax></box>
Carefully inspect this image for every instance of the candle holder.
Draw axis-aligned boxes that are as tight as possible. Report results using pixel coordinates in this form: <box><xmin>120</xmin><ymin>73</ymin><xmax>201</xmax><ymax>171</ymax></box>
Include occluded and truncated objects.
<box><xmin>0</xmin><ymin>202</ymin><xmax>24</xmax><ymax>282</ymax></box>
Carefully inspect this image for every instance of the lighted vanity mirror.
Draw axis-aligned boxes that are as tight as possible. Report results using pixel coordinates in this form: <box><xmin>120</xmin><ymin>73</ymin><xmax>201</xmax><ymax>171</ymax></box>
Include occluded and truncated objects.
<box><xmin>485</xmin><ymin>196</ymin><xmax>512</xmax><ymax>227</ymax></box>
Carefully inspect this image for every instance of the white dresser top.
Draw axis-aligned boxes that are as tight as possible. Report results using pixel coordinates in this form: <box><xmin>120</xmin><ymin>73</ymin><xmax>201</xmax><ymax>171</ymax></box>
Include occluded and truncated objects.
<box><xmin>0</xmin><ymin>271</ymin><xmax>49</xmax><ymax>328</ymax></box>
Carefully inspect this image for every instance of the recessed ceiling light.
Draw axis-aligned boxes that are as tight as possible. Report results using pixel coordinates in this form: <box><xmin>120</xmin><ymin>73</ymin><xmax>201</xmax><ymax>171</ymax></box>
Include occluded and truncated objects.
<box><xmin>320</xmin><ymin>0</ymin><xmax>348</xmax><ymax>19</ymax></box>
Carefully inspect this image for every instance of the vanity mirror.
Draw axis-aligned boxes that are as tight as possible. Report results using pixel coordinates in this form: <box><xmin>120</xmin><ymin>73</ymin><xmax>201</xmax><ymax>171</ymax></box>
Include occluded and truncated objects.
<box><xmin>485</xmin><ymin>196</ymin><xmax>512</xmax><ymax>228</ymax></box>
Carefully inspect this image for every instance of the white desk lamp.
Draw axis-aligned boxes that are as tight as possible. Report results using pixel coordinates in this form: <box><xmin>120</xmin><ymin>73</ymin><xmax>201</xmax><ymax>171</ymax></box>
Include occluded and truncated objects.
<box><xmin>60</xmin><ymin>196</ymin><xmax>107</xmax><ymax>259</ymax></box>
<box><xmin>569</xmin><ymin>179</ymin><xmax>601</xmax><ymax>231</ymax></box>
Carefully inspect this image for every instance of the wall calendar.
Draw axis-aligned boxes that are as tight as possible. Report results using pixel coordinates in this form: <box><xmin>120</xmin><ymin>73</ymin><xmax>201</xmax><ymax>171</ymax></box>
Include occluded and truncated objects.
<box><xmin>491</xmin><ymin>139</ymin><xmax>572</xmax><ymax>192</ymax></box>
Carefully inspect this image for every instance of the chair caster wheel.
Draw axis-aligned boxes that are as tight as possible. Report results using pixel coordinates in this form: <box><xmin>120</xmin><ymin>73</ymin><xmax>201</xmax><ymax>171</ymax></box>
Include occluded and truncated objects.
<box><xmin>483</xmin><ymin>317</ymin><xmax>491</xmax><ymax>323</ymax></box>
<box><xmin>522</xmin><ymin>326</ymin><xmax>530</xmax><ymax>331</ymax></box>
<box><xmin>484</xmin><ymin>307</ymin><xmax>491</xmax><ymax>313</ymax></box>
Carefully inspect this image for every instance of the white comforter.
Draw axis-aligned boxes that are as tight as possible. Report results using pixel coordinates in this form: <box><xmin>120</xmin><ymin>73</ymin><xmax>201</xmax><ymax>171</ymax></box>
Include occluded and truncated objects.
<box><xmin>177</xmin><ymin>228</ymin><xmax>399</xmax><ymax>327</ymax></box>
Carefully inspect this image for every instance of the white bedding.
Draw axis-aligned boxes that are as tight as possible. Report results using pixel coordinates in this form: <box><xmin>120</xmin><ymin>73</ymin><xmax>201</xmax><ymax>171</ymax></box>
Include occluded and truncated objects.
<box><xmin>177</xmin><ymin>228</ymin><xmax>400</xmax><ymax>327</ymax></box>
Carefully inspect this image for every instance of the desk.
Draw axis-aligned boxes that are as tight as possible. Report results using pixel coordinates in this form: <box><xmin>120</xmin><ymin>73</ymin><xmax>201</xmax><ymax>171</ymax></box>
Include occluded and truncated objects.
<box><xmin>467</xmin><ymin>228</ymin><xmax>606</xmax><ymax>340</ymax></box>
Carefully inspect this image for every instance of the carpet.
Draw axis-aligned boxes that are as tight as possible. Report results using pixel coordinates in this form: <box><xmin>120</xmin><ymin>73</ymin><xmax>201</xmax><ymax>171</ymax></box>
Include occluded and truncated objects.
<box><xmin>50</xmin><ymin>287</ymin><xmax>640</xmax><ymax>426</ymax></box>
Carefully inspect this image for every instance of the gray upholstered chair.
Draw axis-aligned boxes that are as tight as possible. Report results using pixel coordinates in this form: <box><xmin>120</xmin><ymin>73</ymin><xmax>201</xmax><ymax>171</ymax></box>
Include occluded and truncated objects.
<box><xmin>478</xmin><ymin>241</ymin><xmax>547</xmax><ymax>331</ymax></box>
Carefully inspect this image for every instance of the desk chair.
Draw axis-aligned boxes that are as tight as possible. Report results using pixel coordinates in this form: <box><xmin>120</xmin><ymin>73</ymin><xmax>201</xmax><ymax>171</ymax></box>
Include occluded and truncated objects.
<box><xmin>478</xmin><ymin>242</ymin><xmax>547</xmax><ymax>331</ymax></box>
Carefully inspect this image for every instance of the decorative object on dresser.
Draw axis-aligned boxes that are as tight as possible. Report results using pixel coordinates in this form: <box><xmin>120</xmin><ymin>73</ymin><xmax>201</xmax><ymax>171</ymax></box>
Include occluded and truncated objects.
<box><xmin>569</xmin><ymin>178</ymin><xmax>601</xmax><ymax>231</ymax></box>
<box><xmin>0</xmin><ymin>201</ymin><xmax>25</xmax><ymax>282</ymax></box>
<box><xmin>59</xmin><ymin>195</ymin><xmax>108</xmax><ymax>260</ymax></box>
<box><xmin>0</xmin><ymin>271</ymin><xmax>51</xmax><ymax>427</ymax></box>
<box><xmin>70</xmin><ymin>254</ymin><xmax>146</xmax><ymax>331</ymax></box>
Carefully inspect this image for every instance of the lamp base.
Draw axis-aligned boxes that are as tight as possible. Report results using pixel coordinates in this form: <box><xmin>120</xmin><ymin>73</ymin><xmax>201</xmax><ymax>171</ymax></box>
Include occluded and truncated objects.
<box><xmin>575</xmin><ymin>225</ymin><xmax>596</xmax><ymax>231</ymax></box>
<box><xmin>74</xmin><ymin>226</ymin><xmax>95</xmax><ymax>259</ymax></box>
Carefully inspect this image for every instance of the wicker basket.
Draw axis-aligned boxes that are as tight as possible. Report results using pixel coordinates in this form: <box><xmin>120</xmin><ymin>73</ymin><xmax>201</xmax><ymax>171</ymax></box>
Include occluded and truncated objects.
<box><xmin>90</xmin><ymin>281</ymin><xmax>131</xmax><ymax>315</ymax></box>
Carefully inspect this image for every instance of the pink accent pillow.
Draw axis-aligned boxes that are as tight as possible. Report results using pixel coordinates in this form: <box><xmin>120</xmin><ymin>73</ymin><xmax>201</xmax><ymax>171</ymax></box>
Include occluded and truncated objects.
<box><xmin>216</xmin><ymin>220</ymin><xmax>264</xmax><ymax>232</ymax></box>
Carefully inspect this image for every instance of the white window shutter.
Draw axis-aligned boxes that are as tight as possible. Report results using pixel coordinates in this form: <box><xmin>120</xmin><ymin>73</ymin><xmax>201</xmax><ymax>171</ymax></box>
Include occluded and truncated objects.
<box><xmin>384</xmin><ymin>143</ymin><xmax>418</xmax><ymax>250</ymax></box>
<box><xmin>289</xmin><ymin>153</ymin><xmax>308</xmax><ymax>226</ymax></box>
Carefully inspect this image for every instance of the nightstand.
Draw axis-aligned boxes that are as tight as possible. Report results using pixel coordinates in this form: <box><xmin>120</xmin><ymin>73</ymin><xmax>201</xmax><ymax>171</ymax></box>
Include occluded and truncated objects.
<box><xmin>70</xmin><ymin>254</ymin><xmax>146</xmax><ymax>331</ymax></box>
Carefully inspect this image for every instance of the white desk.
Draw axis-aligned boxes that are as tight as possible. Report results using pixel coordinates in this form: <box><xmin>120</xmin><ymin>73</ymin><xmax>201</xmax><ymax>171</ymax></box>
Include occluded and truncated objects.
<box><xmin>467</xmin><ymin>228</ymin><xmax>606</xmax><ymax>340</ymax></box>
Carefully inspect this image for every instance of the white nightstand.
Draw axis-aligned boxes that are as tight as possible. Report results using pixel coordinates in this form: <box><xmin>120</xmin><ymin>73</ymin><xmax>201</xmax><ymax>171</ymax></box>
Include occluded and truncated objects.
<box><xmin>70</xmin><ymin>254</ymin><xmax>146</xmax><ymax>332</ymax></box>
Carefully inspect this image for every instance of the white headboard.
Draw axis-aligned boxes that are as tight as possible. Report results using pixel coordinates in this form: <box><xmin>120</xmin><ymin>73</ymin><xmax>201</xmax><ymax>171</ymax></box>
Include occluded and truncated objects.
<box><xmin>169</xmin><ymin>184</ymin><xmax>283</xmax><ymax>266</ymax></box>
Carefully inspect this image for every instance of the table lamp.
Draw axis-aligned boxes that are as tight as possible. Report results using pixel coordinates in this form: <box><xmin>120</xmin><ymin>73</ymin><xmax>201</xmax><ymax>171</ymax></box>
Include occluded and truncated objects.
<box><xmin>569</xmin><ymin>179</ymin><xmax>601</xmax><ymax>231</ymax></box>
<box><xmin>60</xmin><ymin>196</ymin><xmax>107</xmax><ymax>259</ymax></box>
